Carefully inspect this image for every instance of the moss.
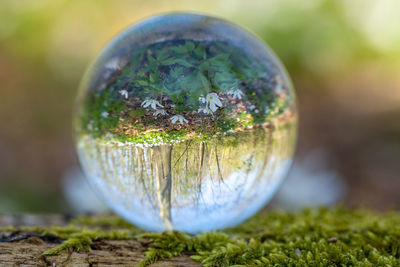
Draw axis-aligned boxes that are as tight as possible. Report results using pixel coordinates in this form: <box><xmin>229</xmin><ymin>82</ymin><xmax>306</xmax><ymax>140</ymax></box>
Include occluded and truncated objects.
<box><xmin>70</xmin><ymin>214</ymin><xmax>135</xmax><ymax>228</ymax></box>
<box><xmin>90</xmin><ymin>123</ymin><xmax>248</xmax><ymax>145</ymax></box>
<box><xmin>2</xmin><ymin>207</ymin><xmax>400</xmax><ymax>266</ymax></box>
<box><xmin>42</xmin><ymin>229</ymin><xmax>138</xmax><ymax>256</ymax></box>
<box><xmin>116</xmin><ymin>129</ymin><xmax>190</xmax><ymax>145</ymax></box>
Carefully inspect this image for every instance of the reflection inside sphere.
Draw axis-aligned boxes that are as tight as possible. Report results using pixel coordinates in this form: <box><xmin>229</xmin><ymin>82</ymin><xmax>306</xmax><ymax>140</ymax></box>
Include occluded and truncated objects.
<box><xmin>74</xmin><ymin>13</ymin><xmax>297</xmax><ymax>233</ymax></box>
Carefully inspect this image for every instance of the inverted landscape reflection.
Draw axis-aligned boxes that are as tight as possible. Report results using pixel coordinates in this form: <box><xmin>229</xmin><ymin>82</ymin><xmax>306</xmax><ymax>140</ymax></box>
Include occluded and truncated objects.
<box><xmin>78</xmin><ymin>126</ymin><xmax>295</xmax><ymax>233</ymax></box>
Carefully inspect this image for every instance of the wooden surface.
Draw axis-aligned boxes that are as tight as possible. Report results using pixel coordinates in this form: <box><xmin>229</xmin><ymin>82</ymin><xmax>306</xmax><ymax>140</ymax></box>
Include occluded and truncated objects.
<box><xmin>0</xmin><ymin>215</ymin><xmax>200</xmax><ymax>266</ymax></box>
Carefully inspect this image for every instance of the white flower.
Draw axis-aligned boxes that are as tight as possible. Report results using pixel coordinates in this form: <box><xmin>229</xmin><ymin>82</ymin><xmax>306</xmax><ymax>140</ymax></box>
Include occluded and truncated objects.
<box><xmin>101</xmin><ymin>111</ymin><xmax>109</xmax><ymax>118</ymax></box>
<box><xmin>169</xmin><ymin>115</ymin><xmax>188</xmax><ymax>124</ymax></box>
<box><xmin>227</xmin><ymin>88</ymin><xmax>244</xmax><ymax>100</ymax></box>
<box><xmin>197</xmin><ymin>93</ymin><xmax>223</xmax><ymax>115</ymax></box>
<box><xmin>153</xmin><ymin>109</ymin><xmax>168</xmax><ymax>117</ymax></box>
<box><xmin>248</xmin><ymin>104</ymin><xmax>256</xmax><ymax>111</ymax></box>
<box><xmin>119</xmin><ymin>89</ymin><xmax>129</xmax><ymax>99</ymax></box>
<box><xmin>198</xmin><ymin>107</ymin><xmax>212</xmax><ymax>114</ymax></box>
<box><xmin>206</xmin><ymin>93</ymin><xmax>223</xmax><ymax>112</ymax></box>
<box><xmin>105</xmin><ymin>58</ymin><xmax>121</xmax><ymax>70</ymax></box>
<box><xmin>87</xmin><ymin>120</ymin><xmax>94</xmax><ymax>131</ymax></box>
<box><xmin>141</xmin><ymin>99</ymin><xmax>163</xmax><ymax>109</ymax></box>
<box><xmin>198</xmin><ymin>95</ymin><xmax>206</xmax><ymax>104</ymax></box>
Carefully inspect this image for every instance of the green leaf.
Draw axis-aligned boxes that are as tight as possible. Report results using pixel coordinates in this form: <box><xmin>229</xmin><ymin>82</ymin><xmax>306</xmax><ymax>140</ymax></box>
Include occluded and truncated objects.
<box><xmin>161</xmin><ymin>58</ymin><xmax>193</xmax><ymax>67</ymax></box>
<box><xmin>146</xmin><ymin>53</ymin><xmax>157</xmax><ymax>65</ymax></box>
<box><xmin>193</xmin><ymin>43</ymin><xmax>206</xmax><ymax>59</ymax></box>
<box><xmin>170</xmin><ymin>67</ymin><xmax>183</xmax><ymax>79</ymax></box>
<box><xmin>207</xmin><ymin>53</ymin><xmax>230</xmax><ymax>66</ymax></box>
<box><xmin>180</xmin><ymin>71</ymin><xmax>210</xmax><ymax>100</ymax></box>
<box><xmin>184</xmin><ymin>41</ymin><xmax>195</xmax><ymax>51</ymax></box>
<box><xmin>155</xmin><ymin>47</ymin><xmax>170</xmax><ymax>62</ymax></box>
<box><xmin>137</xmin><ymin>80</ymin><xmax>148</xmax><ymax>86</ymax></box>
<box><xmin>199</xmin><ymin>61</ymin><xmax>210</xmax><ymax>71</ymax></box>
<box><xmin>213</xmin><ymin>71</ymin><xmax>239</xmax><ymax>92</ymax></box>
<box><xmin>149</xmin><ymin>69</ymin><xmax>160</xmax><ymax>83</ymax></box>
<box><xmin>170</xmin><ymin>41</ymin><xmax>195</xmax><ymax>54</ymax></box>
<box><xmin>196</xmin><ymin>71</ymin><xmax>211</xmax><ymax>93</ymax></box>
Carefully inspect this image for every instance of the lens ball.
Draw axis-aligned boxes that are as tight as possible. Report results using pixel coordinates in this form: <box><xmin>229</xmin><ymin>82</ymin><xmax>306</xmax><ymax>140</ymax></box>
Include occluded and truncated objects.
<box><xmin>74</xmin><ymin>13</ymin><xmax>297</xmax><ymax>233</ymax></box>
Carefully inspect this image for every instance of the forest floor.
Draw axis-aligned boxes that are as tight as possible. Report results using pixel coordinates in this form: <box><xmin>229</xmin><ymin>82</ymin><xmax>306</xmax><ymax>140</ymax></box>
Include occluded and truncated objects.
<box><xmin>1</xmin><ymin>207</ymin><xmax>400</xmax><ymax>266</ymax></box>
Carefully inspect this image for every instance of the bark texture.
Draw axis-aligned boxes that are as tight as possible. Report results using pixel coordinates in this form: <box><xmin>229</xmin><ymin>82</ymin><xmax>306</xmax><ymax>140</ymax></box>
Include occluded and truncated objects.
<box><xmin>0</xmin><ymin>215</ymin><xmax>199</xmax><ymax>267</ymax></box>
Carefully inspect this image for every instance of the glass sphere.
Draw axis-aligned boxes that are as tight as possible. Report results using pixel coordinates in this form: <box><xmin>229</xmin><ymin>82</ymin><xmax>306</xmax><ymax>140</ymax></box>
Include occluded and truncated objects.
<box><xmin>74</xmin><ymin>13</ymin><xmax>297</xmax><ymax>233</ymax></box>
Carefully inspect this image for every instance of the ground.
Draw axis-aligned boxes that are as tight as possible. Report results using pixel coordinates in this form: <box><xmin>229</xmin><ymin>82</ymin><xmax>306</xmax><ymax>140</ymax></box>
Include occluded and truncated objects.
<box><xmin>1</xmin><ymin>207</ymin><xmax>400</xmax><ymax>266</ymax></box>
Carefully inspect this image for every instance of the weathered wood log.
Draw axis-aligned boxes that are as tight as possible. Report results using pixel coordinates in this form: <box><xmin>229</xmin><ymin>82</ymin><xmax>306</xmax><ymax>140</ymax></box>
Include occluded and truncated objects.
<box><xmin>0</xmin><ymin>238</ymin><xmax>200</xmax><ymax>266</ymax></box>
<box><xmin>0</xmin><ymin>215</ymin><xmax>199</xmax><ymax>266</ymax></box>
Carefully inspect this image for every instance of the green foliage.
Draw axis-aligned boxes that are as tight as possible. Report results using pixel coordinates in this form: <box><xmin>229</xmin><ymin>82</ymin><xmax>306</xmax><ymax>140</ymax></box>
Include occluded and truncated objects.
<box><xmin>110</xmin><ymin>41</ymin><xmax>224</xmax><ymax>105</ymax></box>
<box><xmin>81</xmin><ymin>89</ymin><xmax>125</xmax><ymax>137</ymax></box>
<box><xmin>108</xmin><ymin>39</ymin><xmax>272</xmax><ymax>110</ymax></box>
<box><xmin>2</xmin><ymin>208</ymin><xmax>400</xmax><ymax>266</ymax></box>
<box><xmin>79</xmin><ymin>39</ymin><xmax>288</xmax><ymax>142</ymax></box>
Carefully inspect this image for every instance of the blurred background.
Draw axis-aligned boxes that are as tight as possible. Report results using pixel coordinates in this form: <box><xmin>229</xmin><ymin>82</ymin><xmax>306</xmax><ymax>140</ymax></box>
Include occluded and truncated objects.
<box><xmin>1</xmin><ymin>0</ymin><xmax>399</xmax><ymax>214</ymax></box>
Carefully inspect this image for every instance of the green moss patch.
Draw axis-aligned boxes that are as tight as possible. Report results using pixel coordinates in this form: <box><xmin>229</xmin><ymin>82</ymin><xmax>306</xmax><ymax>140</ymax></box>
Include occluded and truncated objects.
<box><xmin>2</xmin><ymin>208</ymin><xmax>400</xmax><ymax>266</ymax></box>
